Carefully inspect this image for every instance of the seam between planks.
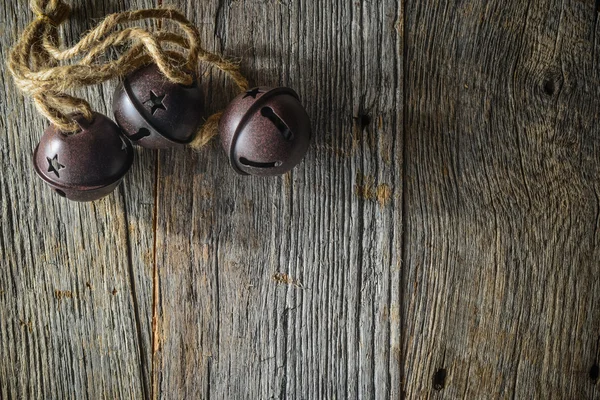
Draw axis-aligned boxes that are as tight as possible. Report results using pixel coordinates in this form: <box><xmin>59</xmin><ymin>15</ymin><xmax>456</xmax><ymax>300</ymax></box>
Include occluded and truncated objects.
<box><xmin>120</xmin><ymin>184</ymin><xmax>151</xmax><ymax>400</ymax></box>
<box><xmin>151</xmin><ymin>0</ymin><xmax>163</xmax><ymax>395</ymax></box>
<box><xmin>150</xmin><ymin>153</ymin><xmax>160</xmax><ymax>400</ymax></box>
<box><xmin>399</xmin><ymin>0</ymin><xmax>408</xmax><ymax>397</ymax></box>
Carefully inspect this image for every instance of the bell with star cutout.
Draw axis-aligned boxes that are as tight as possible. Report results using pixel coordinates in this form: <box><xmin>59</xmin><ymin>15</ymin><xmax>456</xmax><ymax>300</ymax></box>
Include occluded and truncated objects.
<box><xmin>33</xmin><ymin>112</ymin><xmax>134</xmax><ymax>201</ymax></box>
<box><xmin>112</xmin><ymin>64</ymin><xmax>204</xmax><ymax>149</ymax></box>
<box><xmin>219</xmin><ymin>86</ymin><xmax>311</xmax><ymax>176</ymax></box>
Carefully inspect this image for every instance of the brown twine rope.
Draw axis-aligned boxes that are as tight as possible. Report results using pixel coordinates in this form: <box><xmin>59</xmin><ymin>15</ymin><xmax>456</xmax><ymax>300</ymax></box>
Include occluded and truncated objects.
<box><xmin>8</xmin><ymin>0</ymin><xmax>249</xmax><ymax>150</ymax></box>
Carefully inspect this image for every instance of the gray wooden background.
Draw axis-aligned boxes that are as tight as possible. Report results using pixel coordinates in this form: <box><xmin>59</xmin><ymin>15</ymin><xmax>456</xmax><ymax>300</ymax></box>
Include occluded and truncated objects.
<box><xmin>1</xmin><ymin>0</ymin><xmax>599</xmax><ymax>398</ymax></box>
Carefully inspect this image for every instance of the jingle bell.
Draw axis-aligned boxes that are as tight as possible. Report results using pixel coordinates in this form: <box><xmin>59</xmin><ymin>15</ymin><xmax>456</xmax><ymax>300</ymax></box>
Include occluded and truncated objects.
<box><xmin>33</xmin><ymin>112</ymin><xmax>134</xmax><ymax>201</ymax></box>
<box><xmin>219</xmin><ymin>87</ymin><xmax>311</xmax><ymax>176</ymax></box>
<box><xmin>113</xmin><ymin>64</ymin><xmax>203</xmax><ymax>148</ymax></box>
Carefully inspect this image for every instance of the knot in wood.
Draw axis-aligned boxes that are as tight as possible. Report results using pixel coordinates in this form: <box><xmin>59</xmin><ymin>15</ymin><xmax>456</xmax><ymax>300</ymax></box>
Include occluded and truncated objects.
<box><xmin>540</xmin><ymin>68</ymin><xmax>563</xmax><ymax>97</ymax></box>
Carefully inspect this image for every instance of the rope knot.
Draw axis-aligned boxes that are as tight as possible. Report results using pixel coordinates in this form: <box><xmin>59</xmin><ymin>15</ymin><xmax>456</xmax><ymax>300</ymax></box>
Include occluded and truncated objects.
<box><xmin>31</xmin><ymin>0</ymin><xmax>70</xmax><ymax>27</ymax></box>
<box><xmin>11</xmin><ymin>3</ymin><xmax>248</xmax><ymax>143</ymax></box>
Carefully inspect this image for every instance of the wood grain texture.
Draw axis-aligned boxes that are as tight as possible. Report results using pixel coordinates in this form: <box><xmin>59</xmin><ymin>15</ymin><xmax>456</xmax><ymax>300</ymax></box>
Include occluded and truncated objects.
<box><xmin>2</xmin><ymin>0</ymin><xmax>600</xmax><ymax>398</ymax></box>
<box><xmin>0</xmin><ymin>0</ymin><xmax>155</xmax><ymax>398</ymax></box>
<box><xmin>153</xmin><ymin>0</ymin><xmax>402</xmax><ymax>398</ymax></box>
<box><xmin>402</xmin><ymin>0</ymin><xmax>600</xmax><ymax>398</ymax></box>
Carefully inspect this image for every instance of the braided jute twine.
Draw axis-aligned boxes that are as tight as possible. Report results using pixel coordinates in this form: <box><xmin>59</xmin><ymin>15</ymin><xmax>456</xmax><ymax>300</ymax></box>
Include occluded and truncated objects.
<box><xmin>8</xmin><ymin>0</ymin><xmax>250</xmax><ymax>150</ymax></box>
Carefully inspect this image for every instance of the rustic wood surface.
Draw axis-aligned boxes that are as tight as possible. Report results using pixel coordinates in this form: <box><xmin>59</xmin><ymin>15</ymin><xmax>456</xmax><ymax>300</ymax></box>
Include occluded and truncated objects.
<box><xmin>0</xmin><ymin>0</ymin><xmax>598</xmax><ymax>399</ymax></box>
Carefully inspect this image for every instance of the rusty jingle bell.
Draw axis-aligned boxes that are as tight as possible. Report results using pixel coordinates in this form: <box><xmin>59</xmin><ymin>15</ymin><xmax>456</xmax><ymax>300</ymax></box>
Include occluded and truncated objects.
<box><xmin>33</xmin><ymin>112</ymin><xmax>134</xmax><ymax>201</ymax></box>
<box><xmin>219</xmin><ymin>87</ymin><xmax>311</xmax><ymax>176</ymax></box>
<box><xmin>113</xmin><ymin>64</ymin><xmax>203</xmax><ymax>149</ymax></box>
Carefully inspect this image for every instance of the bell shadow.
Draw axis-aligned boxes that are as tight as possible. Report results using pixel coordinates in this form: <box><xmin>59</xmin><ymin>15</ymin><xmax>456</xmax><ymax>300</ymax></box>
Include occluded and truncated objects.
<box><xmin>148</xmin><ymin>43</ymin><xmax>359</xmax><ymax>257</ymax></box>
<box><xmin>80</xmin><ymin>13</ymin><xmax>359</xmax><ymax>248</ymax></box>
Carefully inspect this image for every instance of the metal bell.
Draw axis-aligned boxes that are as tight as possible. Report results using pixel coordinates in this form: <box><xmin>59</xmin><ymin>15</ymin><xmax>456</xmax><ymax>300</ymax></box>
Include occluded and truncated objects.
<box><xmin>219</xmin><ymin>87</ymin><xmax>311</xmax><ymax>176</ymax></box>
<box><xmin>33</xmin><ymin>112</ymin><xmax>134</xmax><ymax>201</ymax></box>
<box><xmin>113</xmin><ymin>64</ymin><xmax>203</xmax><ymax>148</ymax></box>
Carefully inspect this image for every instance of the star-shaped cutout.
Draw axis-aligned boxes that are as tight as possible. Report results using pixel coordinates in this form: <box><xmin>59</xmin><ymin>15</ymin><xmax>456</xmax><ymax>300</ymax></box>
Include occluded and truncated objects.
<box><xmin>144</xmin><ymin>91</ymin><xmax>167</xmax><ymax>115</ymax></box>
<box><xmin>243</xmin><ymin>88</ymin><xmax>261</xmax><ymax>99</ymax></box>
<box><xmin>47</xmin><ymin>154</ymin><xmax>65</xmax><ymax>178</ymax></box>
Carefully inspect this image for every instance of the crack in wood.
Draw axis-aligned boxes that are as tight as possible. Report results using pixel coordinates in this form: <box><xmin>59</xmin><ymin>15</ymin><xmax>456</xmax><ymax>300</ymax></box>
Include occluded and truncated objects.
<box><xmin>150</xmin><ymin>153</ymin><xmax>160</xmax><ymax>400</ymax></box>
<box><xmin>120</xmin><ymin>184</ymin><xmax>150</xmax><ymax>400</ymax></box>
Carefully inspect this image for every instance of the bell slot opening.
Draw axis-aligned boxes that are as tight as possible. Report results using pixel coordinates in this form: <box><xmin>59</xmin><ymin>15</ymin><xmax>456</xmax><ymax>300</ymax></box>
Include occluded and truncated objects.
<box><xmin>130</xmin><ymin>127</ymin><xmax>151</xmax><ymax>141</ymax></box>
<box><xmin>260</xmin><ymin>107</ymin><xmax>294</xmax><ymax>141</ymax></box>
<box><xmin>239</xmin><ymin>158</ymin><xmax>282</xmax><ymax>169</ymax></box>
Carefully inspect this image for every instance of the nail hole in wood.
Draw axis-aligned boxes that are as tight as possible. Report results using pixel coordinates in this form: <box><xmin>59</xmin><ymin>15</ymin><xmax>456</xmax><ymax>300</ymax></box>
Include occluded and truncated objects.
<box><xmin>432</xmin><ymin>368</ymin><xmax>447</xmax><ymax>390</ymax></box>
<box><xmin>359</xmin><ymin>114</ymin><xmax>371</xmax><ymax>129</ymax></box>
<box><xmin>543</xmin><ymin>79</ymin><xmax>556</xmax><ymax>96</ymax></box>
<box><xmin>590</xmin><ymin>363</ymin><xmax>599</xmax><ymax>383</ymax></box>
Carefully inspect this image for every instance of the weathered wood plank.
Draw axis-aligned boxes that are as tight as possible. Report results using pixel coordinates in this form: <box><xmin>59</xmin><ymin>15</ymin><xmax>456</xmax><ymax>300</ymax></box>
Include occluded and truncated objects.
<box><xmin>5</xmin><ymin>0</ymin><xmax>599</xmax><ymax>398</ymax></box>
<box><xmin>0</xmin><ymin>1</ymin><xmax>154</xmax><ymax>398</ymax></box>
<box><xmin>403</xmin><ymin>0</ymin><xmax>600</xmax><ymax>398</ymax></box>
<box><xmin>153</xmin><ymin>0</ymin><xmax>403</xmax><ymax>398</ymax></box>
